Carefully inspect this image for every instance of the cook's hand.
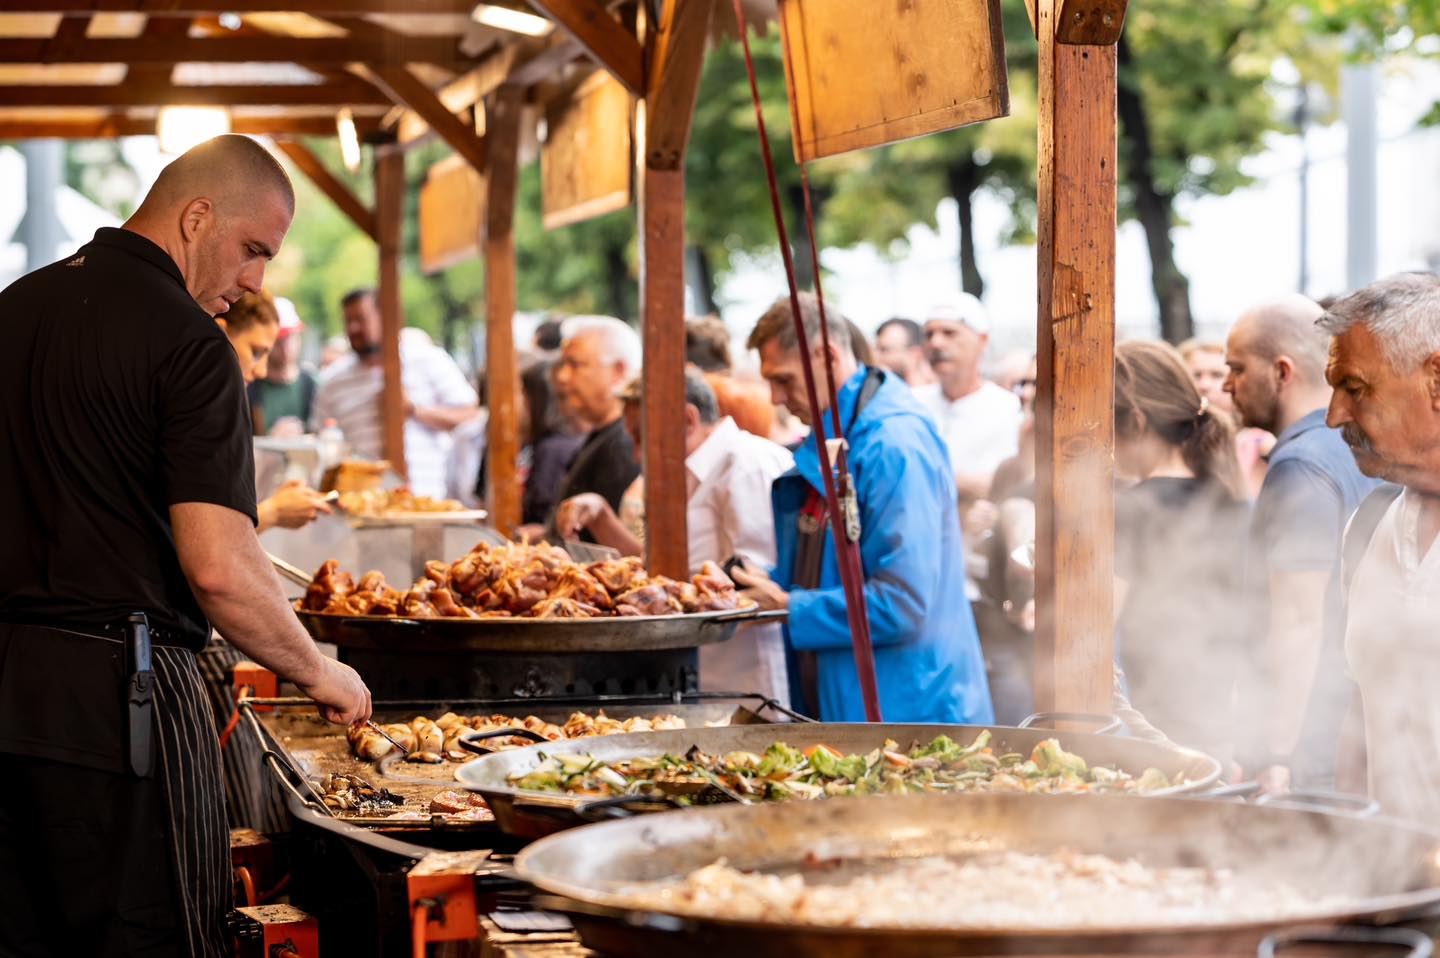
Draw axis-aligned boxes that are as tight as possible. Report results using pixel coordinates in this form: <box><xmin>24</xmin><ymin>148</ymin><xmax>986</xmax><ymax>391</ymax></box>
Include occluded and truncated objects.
<box><xmin>731</xmin><ymin>563</ymin><xmax>790</xmax><ymax>613</ymax></box>
<box><xmin>259</xmin><ymin>480</ymin><xmax>332</xmax><ymax>530</ymax></box>
<box><xmin>554</xmin><ymin>493</ymin><xmax>613</xmax><ymax>540</ymax></box>
<box><xmin>297</xmin><ymin>658</ymin><xmax>372</xmax><ymax>726</ymax></box>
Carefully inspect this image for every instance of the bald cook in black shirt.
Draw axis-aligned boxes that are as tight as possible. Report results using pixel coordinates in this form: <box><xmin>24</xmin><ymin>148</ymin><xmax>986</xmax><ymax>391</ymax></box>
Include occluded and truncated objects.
<box><xmin>0</xmin><ymin>135</ymin><xmax>371</xmax><ymax>958</ymax></box>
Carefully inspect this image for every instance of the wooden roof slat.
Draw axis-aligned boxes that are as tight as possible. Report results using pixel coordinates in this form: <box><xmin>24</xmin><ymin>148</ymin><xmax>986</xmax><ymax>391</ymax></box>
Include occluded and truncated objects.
<box><xmin>0</xmin><ymin>34</ymin><xmax>469</xmax><ymax>64</ymax></box>
<box><xmin>0</xmin><ymin>80</ymin><xmax>391</xmax><ymax>106</ymax></box>
<box><xmin>527</xmin><ymin>0</ymin><xmax>642</xmax><ymax>97</ymax></box>
<box><xmin>0</xmin><ymin>112</ymin><xmax>380</xmax><ymax>137</ymax></box>
<box><xmin>367</xmin><ymin>63</ymin><xmax>488</xmax><ymax>170</ymax></box>
<box><xmin>5</xmin><ymin>1</ymin><xmax>476</xmax><ymax>13</ymax></box>
<box><xmin>273</xmin><ymin>138</ymin><xmax>378</xmax><ymax>240</ymax></box>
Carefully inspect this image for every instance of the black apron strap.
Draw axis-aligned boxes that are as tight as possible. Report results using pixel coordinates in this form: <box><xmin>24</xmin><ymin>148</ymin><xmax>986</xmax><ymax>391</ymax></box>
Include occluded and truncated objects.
<box><xmin>152</xmin><ymin>647</ymin><xmax>231</xmax><ymax>958</ymax></box>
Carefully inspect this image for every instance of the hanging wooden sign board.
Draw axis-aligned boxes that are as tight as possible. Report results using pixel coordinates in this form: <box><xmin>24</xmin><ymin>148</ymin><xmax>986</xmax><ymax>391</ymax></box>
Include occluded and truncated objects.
<box><xmin>778</xmin><ymin>0</ymin><xmax>1010</xmax><ymax>162</ymax></box>
<box><xmin>418</xmin><ymin>154</ymin><xmax>484</xmax><ymax>275</ymax></box>
<box><xmin>541</xmin><ymin>70</ymin><xmax>634</xmax><ymax>230</ymax></box>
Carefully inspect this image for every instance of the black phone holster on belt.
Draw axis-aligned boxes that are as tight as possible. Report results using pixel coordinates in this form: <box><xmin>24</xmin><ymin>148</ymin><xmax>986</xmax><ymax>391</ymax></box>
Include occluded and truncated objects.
<box><xmin>124</xmin><ymin>611</ymin><xmax>155</xmax><ymax>778</ymax></box>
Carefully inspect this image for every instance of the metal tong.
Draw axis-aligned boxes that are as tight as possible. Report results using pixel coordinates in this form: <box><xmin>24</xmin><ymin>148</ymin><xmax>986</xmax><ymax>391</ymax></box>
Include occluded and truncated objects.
<box><xmin>358</xmin><ymin>720</ymin><xmax>410</xmax><ymax>756</ymax></box>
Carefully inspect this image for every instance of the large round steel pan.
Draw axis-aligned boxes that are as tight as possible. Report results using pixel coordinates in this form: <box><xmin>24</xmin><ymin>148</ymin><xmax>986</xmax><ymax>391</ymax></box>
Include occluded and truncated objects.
<box><xmin>515</xmin><ymin>791</ymin><xmax>1440</xmax><ymax>957</ymax></box>
<box><xmin>455</xmin><ymin>722</ymin><xmax>1222</xmax><ymax>838</ymax></box>
<box><xmin>296</xmin><ymin>605</ymin><xmax>779</xmax><ymax>653</ymax></box>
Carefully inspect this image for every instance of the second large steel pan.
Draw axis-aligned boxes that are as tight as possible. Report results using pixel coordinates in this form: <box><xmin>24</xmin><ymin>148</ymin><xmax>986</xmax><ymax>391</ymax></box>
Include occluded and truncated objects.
<box><xmin>515</xmin><ymin>791</ymin><xmax>1440</xmax><ymax>956</ymax></box>
<box><xmin>455</xmin><ymin>721</ymin><xmax>1222</xmax><ymax>838</ymax></box>
<box><xmin>296</xmin><ymin>605</ymin><xmax>782</xmax><ymax>653</ymax></box>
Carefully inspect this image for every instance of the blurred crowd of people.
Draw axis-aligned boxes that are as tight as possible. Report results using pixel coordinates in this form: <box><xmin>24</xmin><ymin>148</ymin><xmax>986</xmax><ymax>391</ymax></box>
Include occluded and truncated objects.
<box><xmin>228</xmin><ymin>269</ymin><xmax>1440</xmax><ymax>822</ymax></box>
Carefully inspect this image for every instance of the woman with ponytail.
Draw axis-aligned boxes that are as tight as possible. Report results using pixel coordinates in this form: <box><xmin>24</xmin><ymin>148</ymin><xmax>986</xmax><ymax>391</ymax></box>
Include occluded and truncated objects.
<box><xmin>1113</xmin><ymin>340</ymin><xmax>1250</xmax><ymax>764</ymax></box>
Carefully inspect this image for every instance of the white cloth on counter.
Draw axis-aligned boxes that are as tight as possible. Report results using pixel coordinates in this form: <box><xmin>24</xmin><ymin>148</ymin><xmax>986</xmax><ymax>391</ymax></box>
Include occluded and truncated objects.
<box><xmin>311</xmin><ymin>337</ymin><xmax>477</xmax><ymax>499</ymax></box>
<box><xmin>913</xmin><ymin>380</ymin><xmax>1022</xmax><ymax>481</ymax></box>
<box><xmin>1345</xmin><ymin>488</ymin><xmax>1440</xmax><ymax>824</ymax></box>
<box><xmin>685</xmin><ymin>417</ymin><xmax>794</xmax><ymax>707</ymax></box>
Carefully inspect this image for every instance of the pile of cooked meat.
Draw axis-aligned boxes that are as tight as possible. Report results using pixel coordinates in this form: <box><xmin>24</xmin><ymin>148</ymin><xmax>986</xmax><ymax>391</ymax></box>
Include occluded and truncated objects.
<box><xmin>348</xmin><ymin>709</ymin><xmax>690</xmax><ymax>762</ymax></box>
<box><xmin>298</xmin><ymin>541</ymin><xmax>745</xmax><ymax>619</ymax></box>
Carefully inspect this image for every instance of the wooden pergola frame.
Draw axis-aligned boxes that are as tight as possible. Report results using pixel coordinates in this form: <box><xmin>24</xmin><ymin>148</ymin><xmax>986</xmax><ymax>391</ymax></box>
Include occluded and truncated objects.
<box><xmin>0</xmin><ymin>0</ymin><xmax>1124</xmax><ymax>717</ymax></box>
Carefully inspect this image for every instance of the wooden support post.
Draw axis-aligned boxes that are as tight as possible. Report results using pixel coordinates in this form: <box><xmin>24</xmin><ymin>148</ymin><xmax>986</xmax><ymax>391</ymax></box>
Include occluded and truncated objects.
<box><xmin>374</xmin><ymin>145</ymin><xmax>408</xmax><ymax>481</ymax></box>
<box><xmin>638</xmin><ymin>0</ymin><xmax>711</xmax><ymax>578</ymax></box>
<box><xmin>1033</xmin><ymin>0</ymin><xmax>1118</xmax><ymax>715</ymax></box>
<box><xmin>273</xmin><ymin>139</ymin><xmax>377</xmax><ymax>241</ymax></box>
<box><xmin>484</xmin><ymin>87</ymin><xmax>525</xmax><ymax>537</ymax></box>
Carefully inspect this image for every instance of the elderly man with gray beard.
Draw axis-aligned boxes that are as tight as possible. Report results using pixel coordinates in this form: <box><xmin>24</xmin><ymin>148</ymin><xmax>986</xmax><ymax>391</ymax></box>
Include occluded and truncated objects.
<box><xmin>1319</xmin><ymin>272</ymin><xmax>1440</xmax><ymax>825</ymax></box>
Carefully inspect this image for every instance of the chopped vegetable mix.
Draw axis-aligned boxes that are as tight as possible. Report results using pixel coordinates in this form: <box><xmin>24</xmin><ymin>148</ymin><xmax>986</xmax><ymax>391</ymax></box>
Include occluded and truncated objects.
<box><xmin>507</xmin><ymin>731</ymin><xmax>1173</xmax><ymax>802</ymax></box>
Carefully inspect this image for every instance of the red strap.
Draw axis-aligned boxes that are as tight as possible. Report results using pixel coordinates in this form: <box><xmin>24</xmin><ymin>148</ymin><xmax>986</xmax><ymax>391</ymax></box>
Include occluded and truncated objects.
<box><xmin>731</xmin><ymin>0</ymin><xmax>882</xmax><ymax>722</ymax></box>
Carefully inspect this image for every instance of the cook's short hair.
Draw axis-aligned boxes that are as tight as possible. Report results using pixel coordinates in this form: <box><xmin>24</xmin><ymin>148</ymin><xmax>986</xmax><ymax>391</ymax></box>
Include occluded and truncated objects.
<box><xmin>1318</xmin><ymin>272</ymin><xmax>1440</xmax><ymax>371</ymax></box>
<box><xmin>686</xmin><ymin>369</ymin><xmax>719</xmax><ymax>424</ymax></box>
<box><xmin>746</xmin><ymin>291</ymin><xmax>852</xmax><ymax>355</ymax></box>
<box><xmin>561</xmin><ymin>315</ymin><xmax>642</xmax><ymax>378</ymax></box>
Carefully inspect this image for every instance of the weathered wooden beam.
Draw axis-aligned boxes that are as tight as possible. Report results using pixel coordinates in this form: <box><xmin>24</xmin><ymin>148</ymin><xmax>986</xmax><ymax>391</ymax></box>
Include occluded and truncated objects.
<box><xmin>374</xmin><ymin>145</ymin><xmax>408</xmax><ymax>481</ymax></box>
<box><xmin>368</xmin><ymin>64</ymin><xmax>488</xmax><ymax>172</ymax></box>
<box><xmin>483</xmin><ymin>86</ymin><xmax>525</xmax><ymax>537</ymax></box>
<box><xmin>0</xmin><ymin>35</ymin><xmax>469</xmax><ymax>65</ymax></box>
<box><xmin>1033</xmin><ymin>0</ymin><xmax>1118</xmax><ymax>715</ymax></box>
<box><xmin>1056</xmin><ymin>0</ymin><xmax>1128</xmax><ymax>44</ymax></box>
<box><xmin>0</xmin><ymin>114</ymin><xmax>380</xmax><ymax>139</ymax></box>
<box><xmin>642</xmin><ymin>0</ymin><xmax>710</xmax><ymax>171</ymax></box>
<box><xmin>273</xmin><ymin>139</ymin><xmax>377</xmax><ymax>242</ymax></box>
<box><xmin>0</xmin><ymin>81</ymin><xmax>390</xmax><ymax>107</ymax></box>
<box><xmin>8</xmin><ymin>1</ymin><xmax>475</xmax><ymax>12</ymax></box>
<box><xmin>526</xmin><ymin>0</ymin><xmax>643</xmax><ymax>98</ymax></box>
<box><xmin>638</xmin><ymin>0</ymin><xmax>708</xmax><ymax>578</ymax></box>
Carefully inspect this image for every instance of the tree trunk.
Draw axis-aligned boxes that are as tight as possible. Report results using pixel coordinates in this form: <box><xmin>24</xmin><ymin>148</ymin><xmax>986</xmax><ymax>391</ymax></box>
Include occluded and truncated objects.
<box><xmin>946</xmin><ymin>156</ymin><xmax>985</xmax><ymax>298</ymax></box>
<box><xmin>786</xmin><ymin>182</ymin><xmax>815</xmax><ymax>292</ymax></box>
<box><xmin>602</xmin><ymin>235</ymin><xmax>632</xmax><ymax>320</ymax></box>
<box><xmin>686</xmin><ymin>244</ymin><xmax>718</xmax><ymax>316</ymax></box>
<box><xmin>1116</xmin><ymin>33</ymin><xmax>1194</xmax><ymax>343</ymax></box>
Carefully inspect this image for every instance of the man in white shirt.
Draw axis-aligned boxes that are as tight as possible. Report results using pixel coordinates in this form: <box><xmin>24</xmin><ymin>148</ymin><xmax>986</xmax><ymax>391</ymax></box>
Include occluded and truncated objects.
<box><xmin>1319</xmin><ymin>272</ymin><xmax>1440</xmax><ymax>824</ymax></box>
<box><xmin>914</xmin><ymin>295</ymin><xmax>1023</xmax><ymax>501</ymax></box>
<box><xmin>555</xmin><ymin>371</ymin><xmax>793</xmax><ymax>703</ymax></box>
<box><xmin>310</xmin><ymin>288</ymin><xmax>478</xmax><ymax>499</ymax></box>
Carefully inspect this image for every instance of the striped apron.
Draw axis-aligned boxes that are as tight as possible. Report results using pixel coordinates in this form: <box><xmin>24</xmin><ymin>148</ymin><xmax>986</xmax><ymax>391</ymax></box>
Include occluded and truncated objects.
<box><xmin>151</xmin><ymin>646</ymin><xmax>232</xmax><ymax>958</ymax></box>
<box><xmin>196</xmin><ymin>635</ymin><xmax>286</xmax><ymax>833</ymax></box>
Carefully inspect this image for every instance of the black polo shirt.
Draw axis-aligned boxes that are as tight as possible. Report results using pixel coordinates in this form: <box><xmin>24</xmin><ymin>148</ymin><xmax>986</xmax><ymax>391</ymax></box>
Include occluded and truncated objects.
<box><xmin>0</xmin><ymin>227</ymin><xmax>257</xmax><ymax>648</ymax></box>
<box><xmin>548</xmin><ymin>417</ymin><xmax>640</xmax><ymax>538</ymax></box>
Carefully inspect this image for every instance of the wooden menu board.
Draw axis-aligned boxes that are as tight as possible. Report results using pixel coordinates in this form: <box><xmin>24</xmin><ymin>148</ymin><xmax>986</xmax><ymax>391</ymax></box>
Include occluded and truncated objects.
<box><xmin>419</xmin><ymin>154</ymin><xmax>484</xmax><ymax>274</ymax></box>
<box><xmin>778</xmin><ymin>0</ymin><xmax>1010</xmax><ymax>163</ymax></box>
<box><xmin>542</xmin><ymin>71</ymin><xmax>634</xmax><ymax>230</ymax></box>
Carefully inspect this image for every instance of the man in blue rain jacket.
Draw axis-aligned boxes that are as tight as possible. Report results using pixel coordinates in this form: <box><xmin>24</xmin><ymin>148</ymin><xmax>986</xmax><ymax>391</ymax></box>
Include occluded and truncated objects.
<box><xmin>730</xmin><ymin>293</ymin><xmax>994</xmax><ymax>724</ymax></box>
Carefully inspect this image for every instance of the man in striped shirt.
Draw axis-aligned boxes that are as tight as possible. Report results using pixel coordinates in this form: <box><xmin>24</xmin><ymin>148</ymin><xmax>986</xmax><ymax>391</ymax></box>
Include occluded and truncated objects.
<box><xmin>311</xmin><ymin>288</ymin><xmax>478</xmax><ymax>498</ymax></box>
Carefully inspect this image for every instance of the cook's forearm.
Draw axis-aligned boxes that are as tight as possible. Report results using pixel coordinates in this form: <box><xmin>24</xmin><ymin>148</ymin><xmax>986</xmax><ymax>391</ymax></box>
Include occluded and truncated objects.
<box><xmin>587</xmin><ymin>509</ymin><xmax>643</xmax><ymax>556</ymax></box>
<box><xmin>193</xmin><ymin>572</ymin><xmax>326</xmax><ymax>685</ymax></box>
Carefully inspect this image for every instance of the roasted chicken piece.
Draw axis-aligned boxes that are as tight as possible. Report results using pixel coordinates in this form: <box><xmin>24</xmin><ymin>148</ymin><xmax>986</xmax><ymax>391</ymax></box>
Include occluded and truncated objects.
<box><xmin>614</xmin><ymin>583</ymin><xmax>681</xmax><ymax>617</ymax></box>
<box><xmin>430</xmin><ymin>587</ymin><xmax>478</xmax><ymax>618</ymax></box>
<box><xmin>691</xmin><ymin>561</ymin><xmax>742</xmax><ymax>612</ymax></box>
<box><xmin>355</xmin><ymin>570</ymin><xmax>388</xmax><ymax>593</ymax></box>
<box><xmin>527</xmin><ymin>596</ymin><xmax>602</xmax><ymax>618</ymax></box>
<box><xmin>548</xmin><ymin>566</ymin><xmax>613</xmax><ymax>611</ymax></box>
<box><xmin>423</xmin><ymin>560</ymin><xmax>450</xmax><ymax>588</ymax></box>
<box><xmin>587</xmin><ymin>556</ymin><xmax>648</xmax><ymax>596</ymax></box>
<box><xmin>302</xmin><ymin>559</ymin><xmax>354</xmax><ymax>611</ymax></box>
<box><xmin>402</xmin><ymin>579</ymin><xmax>440</xmax><ymax>618</ymax></box>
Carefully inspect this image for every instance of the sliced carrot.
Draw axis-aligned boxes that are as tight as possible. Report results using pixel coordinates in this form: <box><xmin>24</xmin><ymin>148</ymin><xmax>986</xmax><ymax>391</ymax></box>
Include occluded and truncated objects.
<box><xmin>803</xmin><ymin>744</ymin><xmax>841</xmax><ymax>760</ymax></box>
